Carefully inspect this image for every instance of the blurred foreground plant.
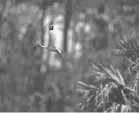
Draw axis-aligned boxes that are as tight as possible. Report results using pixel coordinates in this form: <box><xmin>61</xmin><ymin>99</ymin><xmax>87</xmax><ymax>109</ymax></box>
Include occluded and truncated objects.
<box><xmin>77</xmin><ymin>33</ymin><xmax>139</xmax><ymax>112</ymax></box>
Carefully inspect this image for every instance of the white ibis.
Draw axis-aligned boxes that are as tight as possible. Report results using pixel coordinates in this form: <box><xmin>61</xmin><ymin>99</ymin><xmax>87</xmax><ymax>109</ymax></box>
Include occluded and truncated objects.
<box><xmin>32</xmin><ymin>25</ymin><xmax>64</xmax><ymax>57</ymax></box>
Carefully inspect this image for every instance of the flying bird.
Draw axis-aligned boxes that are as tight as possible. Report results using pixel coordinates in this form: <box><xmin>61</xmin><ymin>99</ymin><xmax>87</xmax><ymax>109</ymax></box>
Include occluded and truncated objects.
<box><xmin>32</xmin><ymin>24</ymin><xmax>64</xmax><ymax>57</ymax></box>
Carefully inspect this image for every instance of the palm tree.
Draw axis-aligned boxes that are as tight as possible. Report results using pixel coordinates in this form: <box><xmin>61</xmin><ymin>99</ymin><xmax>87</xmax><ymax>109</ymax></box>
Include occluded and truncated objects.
<box><xmin>77</xmin><ymin>33</ymin><xmax>139</xmax><ymax>112</ymax></box>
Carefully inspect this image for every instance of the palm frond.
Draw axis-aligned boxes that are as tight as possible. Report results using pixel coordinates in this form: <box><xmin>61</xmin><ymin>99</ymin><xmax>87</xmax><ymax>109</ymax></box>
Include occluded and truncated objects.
<box><xmin>77</xmin><ymin>81</ymin><xmax>98</xmax><ymax>89</ymax></box>
<box><xmin>77</xmin><ymin>32</ymin><xmax>139</xmax><ymax>112</ymax></box>
<box><xmin>76</xmin><ymin>88</ymin><xmax>88</xmax><ymax>94</ymax></box>
<box><xmin>112</xmin><ymin>37</ymin><xmax>139</xmax><ymax>59</ymax></box>
<box><xmin>95</xmin><ymin>63</ymin><xmax>125</xmax><ymax>86</ymax></box>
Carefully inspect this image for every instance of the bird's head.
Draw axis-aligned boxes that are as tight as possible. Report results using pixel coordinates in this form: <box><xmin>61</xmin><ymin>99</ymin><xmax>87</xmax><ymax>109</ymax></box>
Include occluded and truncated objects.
<box><xmin>49</xmin><ymin>25</ymin><xmax>54</xmax><ymax>31</ymax></box>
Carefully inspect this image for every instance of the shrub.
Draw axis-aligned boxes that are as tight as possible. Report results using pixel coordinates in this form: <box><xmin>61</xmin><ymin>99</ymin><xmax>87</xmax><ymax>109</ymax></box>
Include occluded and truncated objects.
<box><xmin>77</xmin><ymin>34</ymin><xmax>139</xmax><ymax>112</ymax></box>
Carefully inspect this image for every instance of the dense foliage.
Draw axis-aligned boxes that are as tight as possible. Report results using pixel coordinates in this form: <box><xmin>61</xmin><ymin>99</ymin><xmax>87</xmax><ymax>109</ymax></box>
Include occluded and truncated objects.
<box><xmin>78</xmin><ymin>35</ymin><xmax>139</xmax><ymax>112</ymax></box>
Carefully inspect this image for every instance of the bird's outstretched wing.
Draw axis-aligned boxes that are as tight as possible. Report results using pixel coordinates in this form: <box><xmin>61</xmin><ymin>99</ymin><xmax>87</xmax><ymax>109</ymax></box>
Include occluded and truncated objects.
<box><xmin>38</xmin><ymin>43</ymin><xmax>47</xmax><ymax>48</ymax></box>
<box><xmin>31</xmin><ymin>43</ymin><xmax>41</xmax><ymax>48</ymax></box>
<box><xmin>45</xmin><ymin>46</ymin><xmax>64</xmax><ymax>57</ymax></box>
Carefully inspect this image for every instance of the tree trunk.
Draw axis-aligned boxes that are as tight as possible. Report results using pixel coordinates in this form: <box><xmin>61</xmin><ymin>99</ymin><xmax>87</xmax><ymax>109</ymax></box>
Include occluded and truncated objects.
<box><xmin>63</xmin><ymin>0</ymin><xmax>72</xmax><ymax>53</ymax></box>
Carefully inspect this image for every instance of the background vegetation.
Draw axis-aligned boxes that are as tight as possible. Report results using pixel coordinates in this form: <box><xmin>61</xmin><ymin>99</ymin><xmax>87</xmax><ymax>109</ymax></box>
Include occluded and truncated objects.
<box><xmin>0</xmin><ymin>0</ymin><xmax>139</xmax><ymax>112</ymax></box>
